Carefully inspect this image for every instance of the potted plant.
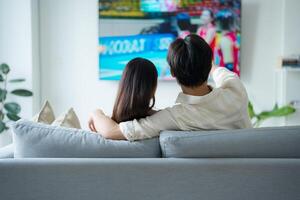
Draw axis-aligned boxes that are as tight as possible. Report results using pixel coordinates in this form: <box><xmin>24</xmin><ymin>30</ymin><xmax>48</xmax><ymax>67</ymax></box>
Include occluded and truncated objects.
<box><xmin>248</xmin><ymin>101</ymin><xmax>296</xmax><ymax>127</ymax></box>
<box><xmin>0</xmin><ymin>63</ymin><xmax>33</xmax><ymax>147</ymax></box>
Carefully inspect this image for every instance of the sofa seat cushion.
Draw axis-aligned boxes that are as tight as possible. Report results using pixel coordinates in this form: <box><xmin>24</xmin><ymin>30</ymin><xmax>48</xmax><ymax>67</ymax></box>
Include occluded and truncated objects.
<box><xmin>160</xmin><ymin>126</ymin><xmax>300</xmax><ymax>158</ymax></box>
<box><xmin>12</xmin><ymin>120</ymin><xmax>161</xmax><ymax>158</ymax></box>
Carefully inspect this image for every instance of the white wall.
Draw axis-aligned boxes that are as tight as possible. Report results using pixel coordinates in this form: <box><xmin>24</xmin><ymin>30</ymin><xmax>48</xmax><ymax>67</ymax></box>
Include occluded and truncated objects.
<box><xmin>0</xmin><ymin>0</ymin><xmax>34</xmax><ymax>119</ymax></box>
<box><xmin>283</xmin><ymin>0</ymin><xmax>300</xmax><ymax>56</ymax></box>
<box><xmin>241</xmin><ymin>0</ymin><xmax>284</xmax><ymax>114</ymax></box>
<box><xmin>38</xmin><ymin>0</ymin><xmax>300</xmax><ymax>128</ymax></box>
<box><xmin>241</xmin><ymin>0</ymin><xmax>300</xmax><ymax>126</ymax></box>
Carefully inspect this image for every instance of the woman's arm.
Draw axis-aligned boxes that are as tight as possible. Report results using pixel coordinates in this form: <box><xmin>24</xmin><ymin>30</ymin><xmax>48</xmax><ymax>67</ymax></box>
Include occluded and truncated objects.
<box><xmin>88</xmin><ymin>109</ymin><xmax>126</xmax><ymax>140</ymax></box>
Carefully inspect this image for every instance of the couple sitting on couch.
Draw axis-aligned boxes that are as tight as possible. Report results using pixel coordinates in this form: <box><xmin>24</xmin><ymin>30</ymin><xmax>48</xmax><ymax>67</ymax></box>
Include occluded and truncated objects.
<box><xmin>88</xmin><ymin>34</ymin><xmax>252</xmax><ymax>141</ymax></box>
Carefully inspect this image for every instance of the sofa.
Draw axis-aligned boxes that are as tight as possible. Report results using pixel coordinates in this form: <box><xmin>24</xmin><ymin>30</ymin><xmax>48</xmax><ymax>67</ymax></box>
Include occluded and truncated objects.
<box><xmin>0</xmin><ymin>120</ymin><xmax>300</xmax><ymax>200</ymax></box>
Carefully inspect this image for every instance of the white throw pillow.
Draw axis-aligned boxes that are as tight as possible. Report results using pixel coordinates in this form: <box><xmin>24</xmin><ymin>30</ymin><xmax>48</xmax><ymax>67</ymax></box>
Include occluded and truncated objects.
<box><xmin>32</xmin><ymin>101</ymin><xmax>55</xmax><ymax>124</ymax></box>
<box><xmin>52</xmin><ymin>108</ymin><xmax>81</xmax><ymax>129</ymax></box>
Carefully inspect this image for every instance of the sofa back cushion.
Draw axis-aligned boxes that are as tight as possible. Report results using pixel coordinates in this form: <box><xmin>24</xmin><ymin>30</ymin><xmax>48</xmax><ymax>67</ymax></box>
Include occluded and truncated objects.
<box><xmin>160</xmin><ymin>126</ymin><xmax>300</xmax><ymax>158</ymax></box>
<box><xmin>12</xmin><ymin>120</ymin><xmax>161</xmax><ymax>158</ymax></box>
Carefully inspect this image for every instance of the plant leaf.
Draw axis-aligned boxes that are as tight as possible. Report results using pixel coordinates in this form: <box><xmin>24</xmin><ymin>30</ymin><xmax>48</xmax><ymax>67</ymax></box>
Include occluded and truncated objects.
<box><xmin>11</xmin><ymin>89</ymin><xmax>33</xmax><ymax>97</ymax></box>
<box><xmin>269</xmin><ymin>105</ymin><xmax>296</xmax><ymax>117</ymax></box>
<box><xmin>6</xmin><ymin>113</ymin><xmax>21</xmax><ymax>121</ymax></box>
<box><xmin>247</xmin><ymin>101</ymin><xmax>256</xmax><ymax>119</ymax></box>
<box><xmin>0</xmin><ymin>88</ymin><xmax>7</xmax><ymax>102</ymax></box>
<box><xmin>9</xmin><ymin>78</ymin><xmax>26</xmax><ymax>83</ymax></box>
<box><xmin>0</xmin><ymin>121</ymin><xmax>6</xmax><ymax>133</ymax></box>
<box><xmin>0</xmin><ymin>74</ymin><xmax>4</xmax><ymax>82</ymax></box>
<box><xmin>0</xmin><ymin>63</ymin><xmax>10</xmax><ymax>74</ymax></box>
<box><xmin>256</xmin><ymin>105</ymin><xmax>296</xmax><ymax>122</ymax></box>
<box><xmin>4</xmin><ymin>102</ymin><xmax>21</xmax><ymax>114</ymax></box>
<box><xmin>254</xmin><ymin>104</ymin><xmax>296</xmax><ymax>128</ymax></box>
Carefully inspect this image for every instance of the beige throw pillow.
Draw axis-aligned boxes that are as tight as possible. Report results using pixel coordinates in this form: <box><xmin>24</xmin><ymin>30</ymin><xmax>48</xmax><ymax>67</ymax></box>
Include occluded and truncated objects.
<box><xmin>52</xmin><ymin>108</ymin><xmax>81</xmax><ymax>129</ymax></box>
<box><xmin>32</xmin><ymin>101</ymin><xmax>55</xmax><ymax>124</ymax></box>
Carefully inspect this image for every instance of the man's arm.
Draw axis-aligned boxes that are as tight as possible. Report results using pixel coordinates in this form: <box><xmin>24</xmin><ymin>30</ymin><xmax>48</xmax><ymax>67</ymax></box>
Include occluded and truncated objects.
<box><xmin>88</xmin><ymin>109</ymin><xmax>125</xmax><ymax>140</ymax></box>
<box><xmin>211</xmin><ymin>64</ymin><xmax>250</xmax><ymax>124</ymax></box>
<box><xmin>211</xmin><ymin>65</ymin><xmax>248</xmax><ymax>99</ymax></box>
<box><xmin>119</xmin><ymin>108</ymin><xmax>178</xmax><ymax>141</ymax></box>
<box><xmin>212</xmin><ymin>65</ymin><xmax>241</xmax><ymax>88</ymax></box>
<box><xmin>88</xmin><ymin>108</ymin><xmax>177</xmax><ymax>141</ymax></box>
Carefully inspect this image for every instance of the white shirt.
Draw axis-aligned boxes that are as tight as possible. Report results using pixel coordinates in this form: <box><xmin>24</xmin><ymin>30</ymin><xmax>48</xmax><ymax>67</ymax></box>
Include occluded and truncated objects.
<box><xmin>120</xmin><ymin>67</ymin><xmax>252</xmax><ymax>141</ymax></box>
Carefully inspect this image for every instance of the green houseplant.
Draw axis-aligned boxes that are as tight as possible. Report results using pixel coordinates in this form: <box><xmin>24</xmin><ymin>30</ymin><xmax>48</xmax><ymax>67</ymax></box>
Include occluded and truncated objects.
<box><xmin>248</xmin><ymin>101</ymin><xmax>296</xmax><ymax>127</ymax></box>
<box><xmin>0</xmin><ymin>63</ymin><xmax>33</xmax><ymax>134</ymax></box>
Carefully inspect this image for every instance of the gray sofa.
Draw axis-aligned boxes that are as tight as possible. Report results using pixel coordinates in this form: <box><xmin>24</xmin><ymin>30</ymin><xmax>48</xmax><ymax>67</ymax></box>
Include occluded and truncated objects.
<box><xmin>0</xmin><ymin>120</ymin><xmax>300</xmax><ymax>200</ymax></box>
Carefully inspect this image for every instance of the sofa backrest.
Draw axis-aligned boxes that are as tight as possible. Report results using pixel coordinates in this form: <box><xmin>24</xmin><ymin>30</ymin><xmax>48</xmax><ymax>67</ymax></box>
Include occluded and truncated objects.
<box><xmin>12</xmin><ymin>120</ymin><xmax>161</xmax><ymax>158</ymax></box>
<box><xmin>160</xmin><ymin>126</ymin><xmax>300</xmax><ymax>158</ymax></box>
<box><xmin>8</xmin><ymin>120</ymin><xmax>300</xmax><ymax>159</ymax></box>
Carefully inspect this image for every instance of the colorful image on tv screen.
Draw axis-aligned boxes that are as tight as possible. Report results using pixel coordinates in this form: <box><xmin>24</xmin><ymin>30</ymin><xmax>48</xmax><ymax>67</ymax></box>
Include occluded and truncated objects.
<box><xmin>99</xmin><ymin>0</ymin><xmax>241</xmax><ymax>80</ymax></box>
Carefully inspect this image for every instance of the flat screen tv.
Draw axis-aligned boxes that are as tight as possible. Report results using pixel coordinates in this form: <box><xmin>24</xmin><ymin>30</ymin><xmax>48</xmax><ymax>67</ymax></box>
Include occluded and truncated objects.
<box><xmin>99</xmin><ymin>0</ymin><xmax>241</xmax><ymax>80</ymax></box>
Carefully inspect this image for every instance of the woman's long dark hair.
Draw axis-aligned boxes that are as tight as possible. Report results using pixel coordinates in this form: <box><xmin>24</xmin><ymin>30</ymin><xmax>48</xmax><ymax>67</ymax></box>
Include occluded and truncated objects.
<box><xmin>111</xmin><ymin>58</ymin><xmax>158</xmax><ymax>123</ymax></box>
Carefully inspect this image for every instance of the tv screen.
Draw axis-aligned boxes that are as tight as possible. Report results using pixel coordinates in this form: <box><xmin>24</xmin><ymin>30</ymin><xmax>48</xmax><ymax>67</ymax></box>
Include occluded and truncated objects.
<box><xmin>99</xmin><ymin>0</ymin><xmax>241</xmax><ymax>80</ymax></box>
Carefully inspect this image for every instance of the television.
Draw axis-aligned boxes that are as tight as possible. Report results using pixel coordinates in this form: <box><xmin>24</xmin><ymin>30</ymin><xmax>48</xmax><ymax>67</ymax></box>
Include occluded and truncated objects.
<box><xmin>99</xmin><ymin>0</ymin><xmax>241</xmax><ymax>80</ymax></box>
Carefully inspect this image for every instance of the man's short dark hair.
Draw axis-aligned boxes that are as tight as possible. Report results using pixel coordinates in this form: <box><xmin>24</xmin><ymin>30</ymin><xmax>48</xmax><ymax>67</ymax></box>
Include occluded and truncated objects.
<box><xmin>167</xmin><ymin>34</ymin><xmax>213</xmax><ymax>87</ymax></box>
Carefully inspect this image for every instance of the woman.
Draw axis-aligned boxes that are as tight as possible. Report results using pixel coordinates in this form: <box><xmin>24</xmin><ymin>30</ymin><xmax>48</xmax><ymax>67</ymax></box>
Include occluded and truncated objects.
<box><xmin>176</xmin><ymin>13</ymin><xmax>194</xmax><ymax>39</ymax></box>
<box><xmin>88</xmin><ymin>57</ymin><xmax>158</xmax><ymax>139</ymax></box>
<box><xmin>197</xmin><ymin>9</ymin><xmax>216</xmax><ymax>49</ymax></box>
<box><xmin>214</xmin><ymin>9</ymin><xmax>240</xmax><ymax>76</ymax></box>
